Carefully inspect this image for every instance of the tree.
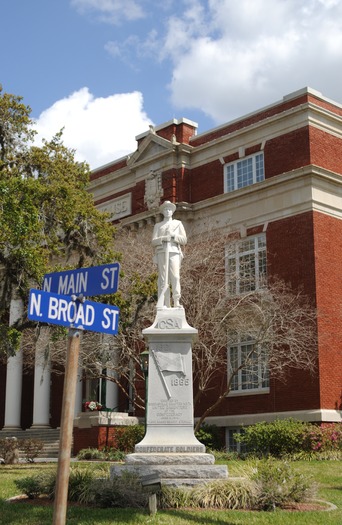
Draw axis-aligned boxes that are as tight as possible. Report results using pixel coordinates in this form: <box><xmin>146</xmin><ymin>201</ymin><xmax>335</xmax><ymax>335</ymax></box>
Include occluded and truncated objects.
<box><xmin>0</xmin><ymin>87</ymin><xmax>117</xmax><ymax>354</ymax></box>
<box><xmin>66</xmin><ymin>225</ymin><xmax>317</xmax><ymax>426</ymax></box>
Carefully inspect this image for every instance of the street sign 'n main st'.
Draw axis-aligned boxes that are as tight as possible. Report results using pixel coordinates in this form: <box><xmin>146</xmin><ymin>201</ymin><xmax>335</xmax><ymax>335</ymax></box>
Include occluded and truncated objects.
<box><xmin>43</xmin><ymin>262</ymin><xmax>120</xmax><ymax>297</ymax></box>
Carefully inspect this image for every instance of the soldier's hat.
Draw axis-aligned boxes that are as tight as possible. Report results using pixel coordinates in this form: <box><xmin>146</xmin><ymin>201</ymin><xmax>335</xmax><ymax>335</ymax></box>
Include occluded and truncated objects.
<box><xmin>159</xmin><ymin>200</ymin><xmax>176</xmax><ymax>213</ymax></box>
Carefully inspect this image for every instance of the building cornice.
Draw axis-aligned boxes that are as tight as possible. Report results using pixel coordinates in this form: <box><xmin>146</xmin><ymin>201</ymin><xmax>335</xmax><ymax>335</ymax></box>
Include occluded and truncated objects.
<box><xmin>201</xmin><ymin>408</ymin><xmax>342</xmax><ymax>426</ymax></box>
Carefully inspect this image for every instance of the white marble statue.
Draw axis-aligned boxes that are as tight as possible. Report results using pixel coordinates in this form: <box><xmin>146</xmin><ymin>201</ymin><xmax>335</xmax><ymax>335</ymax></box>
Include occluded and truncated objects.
<box><xmin>152</xmin><ymin>201</ymin><xmax>187</xmax><ymax>308</ymax></box>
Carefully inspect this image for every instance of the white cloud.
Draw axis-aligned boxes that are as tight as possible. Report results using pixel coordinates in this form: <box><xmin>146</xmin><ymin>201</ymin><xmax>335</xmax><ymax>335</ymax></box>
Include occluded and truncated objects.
<box><xmin>71</xmin><ymin>0</ymin><xmax>145</xmax><ymax>24</ymax></box>
<box><xmin>34</xmin><ymin>88</ymin><xmax>153</xmax><ymax>169</ymax></box>
<box><xmin>161</xmin><ymin>0</ymin><xmax>342</xmax><ymax>123</ymax></box>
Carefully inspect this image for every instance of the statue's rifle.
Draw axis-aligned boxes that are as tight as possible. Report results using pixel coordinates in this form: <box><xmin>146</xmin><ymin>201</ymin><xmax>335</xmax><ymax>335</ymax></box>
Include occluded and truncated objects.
<box><xmin>157</xmin><ymin>237</ymin><xmax>170</xmax><ymax>308</ymax></box>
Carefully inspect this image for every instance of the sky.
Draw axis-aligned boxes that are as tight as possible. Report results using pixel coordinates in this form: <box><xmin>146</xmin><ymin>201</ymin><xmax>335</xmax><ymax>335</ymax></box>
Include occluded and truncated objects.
<box><xmin>2</xmin><ymin>0</ymin><xmax>342</xmax><ymax>169</ymax></box>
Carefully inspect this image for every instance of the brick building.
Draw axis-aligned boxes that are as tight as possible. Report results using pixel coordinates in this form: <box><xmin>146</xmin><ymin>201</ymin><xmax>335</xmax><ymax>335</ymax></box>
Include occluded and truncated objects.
<box><xmin>89</xmin><ymin>87</ymin><xmax>342</xmax><ymax>448</ymax></box>
<box><xmin>1</xmin><ymin>87</ymin><xmax>341</xmax><ymax>450</ymax></box>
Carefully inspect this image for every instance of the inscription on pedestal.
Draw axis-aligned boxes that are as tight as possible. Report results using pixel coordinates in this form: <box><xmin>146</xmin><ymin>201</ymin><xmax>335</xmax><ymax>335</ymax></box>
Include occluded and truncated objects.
<box><xmin>148</xmin><ymin>399</ymin><xmax>192</xmax><ymax>425</ymax></box>
<box><xmin>135</xmin><ymin>445</ymin><xmax>204</xmax><ymax>453</ymax></box>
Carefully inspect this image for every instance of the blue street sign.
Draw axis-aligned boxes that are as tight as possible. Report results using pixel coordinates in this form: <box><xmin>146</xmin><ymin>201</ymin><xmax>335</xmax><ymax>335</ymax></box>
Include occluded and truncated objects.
<box><xmin>43</xmin><ymin>263</ymin><xmax>120</xmax><ymax>297</ymax></box>
<box><xmin>28</xmin><ymin>289</ymin><xmax>119</xmax><ymax>335</ymax></box>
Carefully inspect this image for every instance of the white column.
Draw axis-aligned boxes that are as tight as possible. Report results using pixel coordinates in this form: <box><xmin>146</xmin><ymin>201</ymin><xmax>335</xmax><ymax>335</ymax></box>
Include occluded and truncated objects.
<box><xmin>31</xmin><ymin>327</ymin><xmax>51</xmax><ymax>428</ymax></box>
<box><xmin>3</xmin><ymin>298</ymin><xmax>24</xmax><ymax>429</ymax></box>
<box><xmin>105</xmin><ymin>368</ymin><xmax>119</xmax><ymax>411</ymax></box>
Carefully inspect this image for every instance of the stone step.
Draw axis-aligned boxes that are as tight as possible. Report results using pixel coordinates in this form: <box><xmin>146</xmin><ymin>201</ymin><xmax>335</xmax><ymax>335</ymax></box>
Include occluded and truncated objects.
<box><xmin>111</xmin><ymin>463</ymin><xmax>229</xmax><ymax>484</ymax></box>
<box><xmin>0</xmin><ymin>428</ymin><xmax>62</xmax><ymax>458</ymax></box>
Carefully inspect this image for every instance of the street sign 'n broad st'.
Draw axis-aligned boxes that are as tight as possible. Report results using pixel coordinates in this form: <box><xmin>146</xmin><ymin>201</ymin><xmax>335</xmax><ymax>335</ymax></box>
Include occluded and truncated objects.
<box><xmin>28</xmin><ymin>289</ymin><xmax>119</xmax><ymax>335</ymax></box>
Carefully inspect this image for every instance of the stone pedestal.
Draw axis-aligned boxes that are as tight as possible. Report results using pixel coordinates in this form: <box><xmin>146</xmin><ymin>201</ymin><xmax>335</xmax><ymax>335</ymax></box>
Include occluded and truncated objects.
<box><xmin>110</xmin><ymin>307</ymin><xmax>228</xmax><ymax>486</ymax></box>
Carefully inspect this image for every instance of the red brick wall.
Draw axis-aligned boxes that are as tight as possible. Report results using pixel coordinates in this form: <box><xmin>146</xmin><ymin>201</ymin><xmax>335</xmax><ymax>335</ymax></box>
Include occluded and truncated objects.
<box><xmin>266</xmin><ymin>212</ymin><xmax>320</xmax><ymax>411</ymax></box>
<box><xmin>264</xmin><ymin>127</ymin><xmax>311</xmax><ymax>179</ymax></box>
<box><xmin>156</xmin><ymin>122</ymin><xmax>197</xmax><ymax>144</ymax></box>
<box><xmin>90</xmin><ymin>158</ymin><xmax>127</xmax><ymax>182</ymax></box>
<box><xmin>190</xmin><ymin>160</ymin><xmax>224</xmax><ymax>203</ymax></box>
<box><xmin>309</xmin><ymin>127</ymin><xmax>342</xmax><ymax>175</ymax></box>
<box><xmin>312</xmin><ymin>212</ymin><xmax>342</xmax><ymax>410</ymax></box>
<box><xmin>73</xmin><ymin>426</ymin><xmax>128</xmax><ymax>455</ymax></box>
<box><xmin>195</xmin><ymin>212</ymin><xmax>323</xmax><ymax>420</ymax></box>
<box><xmin>267</xmin><ymin>212</ymin><xmax>316</xmax><ymax>296</ymax></box>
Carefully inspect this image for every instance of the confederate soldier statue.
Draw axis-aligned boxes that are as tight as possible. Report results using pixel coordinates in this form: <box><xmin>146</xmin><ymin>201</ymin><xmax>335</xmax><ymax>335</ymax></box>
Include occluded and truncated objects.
<box><xmin>152</xmin><ymin>201</ymin><xmax>187</xmax><ymax>308</ymax></box>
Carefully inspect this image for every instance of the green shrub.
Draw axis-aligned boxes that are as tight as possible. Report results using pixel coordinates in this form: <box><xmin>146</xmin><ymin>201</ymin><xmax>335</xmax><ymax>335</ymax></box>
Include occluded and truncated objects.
<box><xmin>104</xmin><ymin>448</ymin><xmax>126</xmax><ymax>461</ymax></box>
<box><xmin>115</xmin><ymin>425</ymin><xmax>145</xmax><ymax>452</ymax></box>
<box><xmin>235</xmin><ymin>418</ymin><xmax>313</xmax><ymax>457</ymax></box>
<box><xmin>77</xmin><ymin>447</ymin><xmax>125</xmax><ymax>461</ymax></box>
<box><xmin>68</xmin><ymin>467</ymin><xmax>100</xmax><ymax>503</ymax></box>
<box><xmin>190</xmin><ymin>479</ymin><xmax>257</xmax><ymax>509</ymax></box>
<box><xmin>15</xmin><ymin>476</ymin><xmax>43</xmax><ymax>499</ymax></box>
<box><xmin>195</xmin><ymin>424</ymin><xmax>224</xmax><ymax>450</ymax></box>
<box><xmin>210</xmin><ymin>449</ymin><xmax>242</xmax><ymax>462</ymax></box>
<box><xmin>77</xmin><ymin>448</ymin><xmax>107</xmax><ymax>461</ymax></box>
<box><xmin>14</xmin><ymin>470</ymin><xmax>57</xmax><ymax>500</ymax></box>
<box><xmin>249</xmin><ymin>458</ymin><xmax>314</xmax><ymax>510</ymax></box>
<box><xmin>303</xmin><ymin>423</ymin><xmax>342</xmax><ymax>453</ymax></box>
<box><xmin>159</xmin><ymin>486</ymin><xmax>192</xmax><ymax>509</ymax></box>
<box><xmin>89</xmin><ymin>472</ymin><xmax>147</xmax><ymax>508</ymax></box>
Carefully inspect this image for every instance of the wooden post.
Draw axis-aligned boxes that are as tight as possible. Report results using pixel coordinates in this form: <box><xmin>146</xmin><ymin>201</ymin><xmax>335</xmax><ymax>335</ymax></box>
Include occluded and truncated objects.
<box><xmin>52</xmin><ymin>328</ymin><xmax>81</xmax><ymax>525</ymax></box>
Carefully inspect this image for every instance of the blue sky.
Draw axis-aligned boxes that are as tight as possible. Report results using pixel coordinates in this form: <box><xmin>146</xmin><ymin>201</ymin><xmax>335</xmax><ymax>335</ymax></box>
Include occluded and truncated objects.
<box><xmin>2</xmin><ymin>0</ymin><xmax>342</xmax><ymax>169</ymax></box>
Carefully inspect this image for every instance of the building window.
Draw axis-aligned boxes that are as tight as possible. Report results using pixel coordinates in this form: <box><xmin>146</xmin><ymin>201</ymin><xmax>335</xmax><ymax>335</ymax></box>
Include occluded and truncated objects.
<box><xmin>226</xmin><ymin>428</ymin><xmax>247</xmax><ymax>453</ymax></box>
<box><xmin>226</xmin><ymin>234</ymin><xmax>267</xmax><ymax>295</ymax></box>
<box><xmin>224</xmin><ymin>152</ymin><xmax>264</xmax><ymax>193</ymax></box>
<box><xmin>228</xmin><ymin>338</ymin><xmax>269</xmax><ymax>394</ymax></box>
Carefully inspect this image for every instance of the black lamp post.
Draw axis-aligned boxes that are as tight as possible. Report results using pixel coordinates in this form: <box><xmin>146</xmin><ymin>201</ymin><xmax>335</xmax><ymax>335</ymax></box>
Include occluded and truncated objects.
<box><xmin>139</xmin><ymin>350</ymin><xmax>149</xmax><ymax>431</ymax></box>
<box><xmin>140</xmin><ymin>350</ymin><xmax>149</xmax><ymax>377</ymax></box>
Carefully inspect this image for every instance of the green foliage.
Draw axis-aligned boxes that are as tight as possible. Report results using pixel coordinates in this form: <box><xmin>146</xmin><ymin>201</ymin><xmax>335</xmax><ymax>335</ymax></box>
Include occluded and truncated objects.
<box><xmin>68</xmin><ymin>467</ymin><xmax>103</xmax><ymax>503</ymax></box>
<box><xmin>115</xmin><ymin>425</ymin><xmax>145</xmax><ymax>452</ymax></box>
<box><xmin>303</xmin><ymin>423</ymin><xmax>342</xmax><ymax>453</ymax></box>
<box><xmin>159</xmin><ymin>459</ymin><xmax>311</xmax><ymax>511</ymax></box>
<box><xmin>0</xmin><ymin>87</ymin><xmax>117</xmax><ymax>353</ymax></box>
<box><xmin>159</xmin><ymin>486</ymin><xmax>192</xmax><ymax>509</ymax></box>
<box><xmin>190</xmin><ymin>479</ymin><xmax>257</xmax><ymax>510</ymax></box>
<box><xmin>14</xmin><ymin>476</ymin><xmax>42</xmax><ymax>499</ymax></box>
<box><xmin>195</xmin><ymin>424</ymin><xmax>224</xmax><ymax>450</ymax></box>
<box><xmin>248</xmin><ymin>458</ymin><xmax>314</xmax><ymax>510</ymax></box>
<box><xmin>90</xmin><ymin>472</ymin><xmax>147</xmax><ymax>508</ymax></box>
<box><xmin>210</xmin><ymin>449</ymin><xmax>242</xmax><ymax>462</ymax></box>
<box><xmin>235</xmin><ymin>418</ymin><xmax>313</xmax><ymax>457</ymax></box>
<box><xmin>104</xmin><ymin>448</ymin><xmax>126</xmax><ymax>461</ymax></box>
<box><xmin>77</xmin><ymin>447</ymin><xmax>125</xmax><ymax>462</ymax></box>
<box><xmin>0</xmin><ymin>325</ymin><xmax>22</xmax><ymax>356</ymax></box>
<box><xmin>14</xmin><ymin>470</ymin><xmax>56</xmax><ymax>500</ymax></box>
<box><xmin>77</xmin><ymin>448</ymin><xmax>107</xmax><ymax>461</ymax></box>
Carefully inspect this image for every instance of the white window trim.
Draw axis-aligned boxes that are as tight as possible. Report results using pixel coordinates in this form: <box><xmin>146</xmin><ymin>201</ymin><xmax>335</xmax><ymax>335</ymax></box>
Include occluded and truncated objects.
<box><xmin>224</xmin><ymin>152</ymin><xmax>264</xmax><ymax>193</ymax></box>
<box><xmin>226</xmin><ymin>234</ymin><xmax>267</xmax><ymax>295</ymax></box>
<box><xmin>228</xmin><ymin>338</ymin><xmax>270</xmax><ymax>396</ymax></box>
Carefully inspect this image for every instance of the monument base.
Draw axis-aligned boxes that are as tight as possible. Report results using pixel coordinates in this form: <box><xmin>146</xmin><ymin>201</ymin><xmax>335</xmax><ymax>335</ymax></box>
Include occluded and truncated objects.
<box><xmin>110</xmin><ymin>306</ymin><xmax>228</xmax><ymax>487</ymax></box>
<box><xmin>110</xmin><ymin>452</ymin><xmax>228</xmax><ymax>487</ymax></box>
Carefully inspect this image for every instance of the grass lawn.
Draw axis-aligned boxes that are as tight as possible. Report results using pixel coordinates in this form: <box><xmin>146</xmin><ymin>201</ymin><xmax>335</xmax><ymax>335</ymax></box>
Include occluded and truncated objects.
<box><xmin>0</xmin><ymin>460</ymin><xmax>341</xmax><ymax>525</ymax></box>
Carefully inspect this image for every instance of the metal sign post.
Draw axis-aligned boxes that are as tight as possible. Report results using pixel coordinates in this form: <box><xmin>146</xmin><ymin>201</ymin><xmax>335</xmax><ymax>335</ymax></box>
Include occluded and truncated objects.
<box><xmin>52</xmin><ymin>328</ymin><xmax>81</xmax><ymax>525</ymax></box>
